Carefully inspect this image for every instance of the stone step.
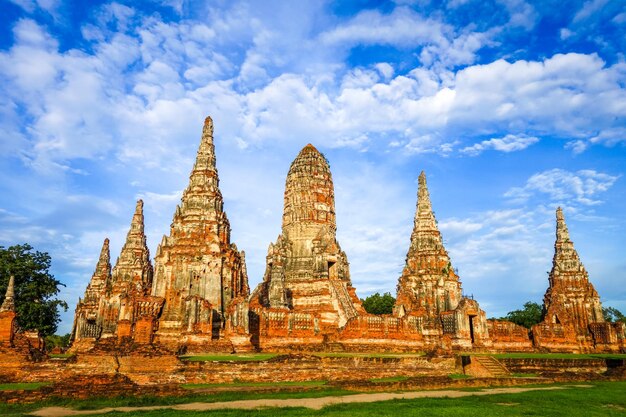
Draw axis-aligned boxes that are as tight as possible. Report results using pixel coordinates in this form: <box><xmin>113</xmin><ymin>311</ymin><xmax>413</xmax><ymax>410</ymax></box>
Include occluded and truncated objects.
<box><xmin>473</xmin><ymin>356</ymin><xmax>510</xmax><ymax>377</ymax></box>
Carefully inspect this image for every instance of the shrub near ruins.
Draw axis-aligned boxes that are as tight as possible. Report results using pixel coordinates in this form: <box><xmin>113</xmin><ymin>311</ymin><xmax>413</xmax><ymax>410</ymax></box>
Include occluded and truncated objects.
<box><xmin>0</xmin><ymin>244</ymin><xmax>67</xmax><ymax>336</ymax></box>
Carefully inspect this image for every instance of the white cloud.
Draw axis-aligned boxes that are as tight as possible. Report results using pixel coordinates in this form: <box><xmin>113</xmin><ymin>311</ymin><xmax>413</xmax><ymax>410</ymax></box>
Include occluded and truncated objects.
<box><xmin>449</xmin><ymin>53</ymin><xmax>626</xmax><ymax>144</ymax></box>
<box><xmin>375</xmin><ymin>63</ymin><xmax>394</xmax><ymax>80</ymax></box>
<box><xmin>443</xmin><ymin>207</ymin><xmax>552</xmax><ymax>313</ymax></box>
<box><xmin>319</xmin><ymin>7</ymin><xmax>450</xmax><ymax>48</ymax></box>
<box><xmin>573</xmin><ymin>0</ymin><xmax>610</xmax><ymax>23</ymax></box>
<box><xmin>404</xmin><ymin>134</ymin><xmax>457</xmax><ymax>155</ymax></box>
<box><xmin>461</xmin><ymin>134</ymin><xmax>539</xmax><ymax>155</ymax></box>
<box><xmin>3</xmin><ymin>8</ymin><xmax>624</xmax><ymax>180</ymax></box>
<box><xmin>589</xmin><ymin>127</ymin><xmax>626</xmax><ymax>146</ymax></box>
<box><xmin>8</xmin><ymin>0</ymin><xmax>60</xmax><ymax>15</ymax></box>
<box><xmin>319</xmin><ymin>7</ymin><xmax>495</xmax><ymax>69</ymax></box>
<box><xmin>614</xmin><ymin>12</ymin><xmax>626</xmax><ymax>24</ymax></box>
<box><xmin>504</xmin><ymin>169</ymin><xmax>620</xmax><ymax>206</ymax></box>
<box><xmin>498</xmin><ymin>0</ymin><xmax>537</xmax><ymax>30</ymax></box>
<box><xmin>560</xmin><ymin>28</ymin><xmax>574</xmax><ymax>40</ymax></box>
<box><xmin>565</xmin><ymin>139</ymin><xmax>589</xmax><ymax>154</ymax></box>
<box><xmin>439</xmin><ymin>219</ymin><xmax>483</xmax><ymax>235</ymax></box>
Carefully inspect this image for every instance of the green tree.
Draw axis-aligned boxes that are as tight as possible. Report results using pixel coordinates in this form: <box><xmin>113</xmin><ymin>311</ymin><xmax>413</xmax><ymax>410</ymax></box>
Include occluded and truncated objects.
<box><xmin>0</xmin><ymin>244</ymin><xmax>68</xmax><ymax>336</ymax></box>
<box><xmin>602</xmin><ymin>306</ymin><xmax>626</xmax><ymax>324</ymax></box>
<box><xmin>503</xmin><ymin>301</ymin><xmax>542</xmax><ymax>329</ymax></box>
<box><xmin>45</xmin><ymin>333</ymin><xmax>71</xmax><ymax>352</ymax></box>
<box><xmin>361</xmin><ymin>292</ymin><xmax>395</xmax><ymax>315</ymax></box>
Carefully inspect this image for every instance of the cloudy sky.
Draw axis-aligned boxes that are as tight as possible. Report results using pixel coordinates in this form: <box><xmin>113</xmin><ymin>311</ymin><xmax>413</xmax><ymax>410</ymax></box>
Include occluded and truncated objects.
<box><xmin>1</xmin><ymin>0</ymin><xmax>625</xmax><ymax>334</ymax></box>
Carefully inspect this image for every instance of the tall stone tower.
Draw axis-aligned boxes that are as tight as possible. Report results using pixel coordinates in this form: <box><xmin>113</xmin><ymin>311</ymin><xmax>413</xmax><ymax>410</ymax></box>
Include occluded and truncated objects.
<box><xmin>100</xmin><ymin>200</ymin><xmax>154</xmax><ymax>339</ymax></box>
<box><xmin>395</xmin><ymin>172</ymin><xmax>462</xmax><ymax>318</ymax></box>
<box><xmin>541</xmin><ymin>207</ymin><xmax>604</xmax><ymax>336</ymax></box>
<box><xmin>394</xmin><ymin>172</ymin><xmax>489</xmax><ymax>348</ymax></box>
<box><xmin>0</xmin><ymin>276</ymin><xmax>17</xmax><ymax>346</ymax></box>
<box><xmin>71</xmin><ymin>238</ymin><xmax>112</xmax><ymax>342</ymax></box>
<box><xmin>251</xmin><ymin>144</ymin><xmax>363</xmax><ymax>328</ymax></box>
<box><xmin>152</xmin><ymin>116</ymin><xmax>249</xmax><ymax>345</ymax></box>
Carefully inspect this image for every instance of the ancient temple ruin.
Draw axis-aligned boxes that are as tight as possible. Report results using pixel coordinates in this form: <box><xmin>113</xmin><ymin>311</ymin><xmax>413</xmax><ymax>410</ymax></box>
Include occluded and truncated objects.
<box><xmin>249</xmin><ymin>144</ymin><xmax>364</xmax><ymax>349</ymax></box>
<box><xmin>147</xmin><ymin>116</ymin><xmax>249</xmax><ymax>350</ymax></box>
<box><xmin>103</xmin><ymin>200</ymin><xmax>155</xmax><ymax>341</ymax></box>
<box><xmin>0</xmin><ymin>276</ymin><xmax>16</xmax><ymax>346</ymax></box>
<box><xmin>392</xmin><ymin>172</ymin><xmax>490</xmax><ymax>349</ymax></box>
<box><xmin>395</xmin><ymin>172</ymin><xmax>462</xmax><ymax>319</ymax></box>
<box><xmin>69</xmin><ymin>116</ymin><xmax>624</xmax><ymax>354</ymax></box>
<box><xmin>532</xmin><ymin>208</ymin><xmax>624</xmax><ymax>351</ymax></box>
<box><xmin>71</xmin><ymin>238</ymin><xmax>112</xmax><ymax>345</ymax></box>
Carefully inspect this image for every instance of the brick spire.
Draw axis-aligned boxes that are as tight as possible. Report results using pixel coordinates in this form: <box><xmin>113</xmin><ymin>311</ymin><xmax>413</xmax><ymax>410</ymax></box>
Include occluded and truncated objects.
<box><xmin>282</xmin><ymin>143</ymin><xmax>336</xmax><ymax>237</ymax></box>
<box><xmin>151</xmin><ymin>116</ymin><xmax>249</xmax><ymax>340</ymax></box>
<box><xmin>179</xmin><ymin>116</ymin><xmax>224</xmax><ymax>220</ymax></box>
<box><xmin>395</xmin><ymin>171</ymin><xmax>462</xmax><ymax>317</ymax></box>
<box><xmin>0</xmin><ymin>275</ymin><xmax>15</xmax><ymax>313</ymax></box>
<box><xmin>112</xmin><ymin>199</ymin><xmax>152</xmax><ymax>291</ymax></box>
<box><xmin>411</xmin><ymin>171</ymin><xmax>440</xmax><ymax>246</ymax></box>
<box><xmin>542</xmin><ymin>207</ymin><xmax>604</xmax><ymax>335</ymax></box>
<box><xmin>555</xmin><ymin>206</ymin><xmax>570</xmax><ymax>243</ymax></box>
<box><xmin>543</xmin><ymin>207</ymin><xmax>604</xmax><ymax>336</ymax></box>
<box><xmin>252</xmin><ymin>143</ymin><xmax>363</xmax><ymax>326</ymax></box>
<box><xmin>550</xmin><ymin>207</ymin><xmax>588</xmax><ymax>285</ymax></box>
<box><xmin>84</xmin><ymin>238</ymin><xmax>112</xmax><ymax>303</ymax></box>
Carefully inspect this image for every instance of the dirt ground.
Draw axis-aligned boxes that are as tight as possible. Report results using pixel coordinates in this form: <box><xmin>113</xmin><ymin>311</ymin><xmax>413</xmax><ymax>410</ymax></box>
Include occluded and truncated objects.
<box><xmin>30</xmin><ymin>384</ymin><xmax>593</xmax><ymax>417</ymax></box>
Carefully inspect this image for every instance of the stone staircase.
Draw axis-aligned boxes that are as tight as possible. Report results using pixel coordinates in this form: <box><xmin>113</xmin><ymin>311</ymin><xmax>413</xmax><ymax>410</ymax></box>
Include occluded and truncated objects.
<box><xmin>473</xmin><ymin>356</ymin><xmax>510</xmax><ymax>377</ymax></box>
<box><xmin>329</xmin><ymin>279</ymin><xmax>359</xmax><ymax>323</ymax></box>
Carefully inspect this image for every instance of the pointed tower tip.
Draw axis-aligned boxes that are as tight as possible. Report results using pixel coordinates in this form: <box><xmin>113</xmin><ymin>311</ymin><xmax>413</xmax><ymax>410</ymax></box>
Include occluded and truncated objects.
<box><xmin>555</xmin><ymin>206</ymin><xmax>570</xmax><ymax>242</ymax></box>
<box><xmin>301</xmin><ymin>143</ymin><xmax>319</xmax><ymax>153</ymax></box>
<box><xmin>135</xmin><ymin>199</ymin><xmax>144</xmax><ymax>213</ymax></box>
<box><xmin>0</xmin><ymin>275</ymin><xmax>15</xmax><ymax>313</ymax></box>
<box><xmin>413</xmin><ymin>169</ymin><xmax>436</xmax><ymax>233</ymax></box>
<box><xmin>99</xmin><ymin>238</ymin><xmax>110</xmax><ymax>261</ymax></box>
<box><xmin>195</xmin><ymin>115</ymin><xmax>215</xmax><ymax>152</ymax></box>
<box><xmin>191</xmin><ymin>115</ymin><xmax>217</xmax><ymax>174</ymax></box>
<box><xmin>203</xmin><ymin>116</ymin><xmax>214</xmax><ymax>133</ymax></box>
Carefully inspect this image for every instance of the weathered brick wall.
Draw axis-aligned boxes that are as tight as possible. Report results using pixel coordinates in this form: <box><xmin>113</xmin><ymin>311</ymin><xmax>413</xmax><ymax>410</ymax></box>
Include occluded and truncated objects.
<box><xmin>486</xmin><ymin>320</ymin><xmax>534</xmax><ymax>351</ymax></box>
<box><xmin>173</xmin><ymin>355</ymin><xmax>457</xmax><ymax>386</ymax></box>
<box><xmin>0</xmin><ymin>352</ymin><xmax>458</xmax><ymax>386</ymax></box>
<box><xmin>501</xmin><ymin>357</ymin><xmax>608</xmax><ymax>374</ymax></box>
<box><xmin>0</xmin><ymin>311</ymin><xmax>16</xmax><ymax>345</ymax></box>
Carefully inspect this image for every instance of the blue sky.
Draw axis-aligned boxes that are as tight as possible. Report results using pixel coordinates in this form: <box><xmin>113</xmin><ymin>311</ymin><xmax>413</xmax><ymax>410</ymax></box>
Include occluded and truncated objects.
<box><xmin>0</xmin><ymin>0</ymin><xmax>625</xmax><ymax>335</ymax></box>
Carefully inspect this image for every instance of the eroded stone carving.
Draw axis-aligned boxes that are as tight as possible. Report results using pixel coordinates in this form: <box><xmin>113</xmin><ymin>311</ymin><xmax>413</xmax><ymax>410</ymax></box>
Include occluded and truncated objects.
<box><xmin>0</xmin><ymin>276</ymin><xmax>16</xmax><ymax>346</ymax></box>
<box><xmin>151</xmin><ymin>117</ymin><xmax>249</xmax><ymax>348</ymax></box>
<box><xmin>250</xmin><ymin>144</ymin><xmax>363</xmax><ymax>335</ymax></box>
<box><xmin>394</xmin><ymin>172</ymin><xmax>489</xmax><ymax>349</ymax></box>
<box><xmin>533</xmin><ymin>208</ymin><xmax>624</xmax><ymax>351</ymax></box>
<box><xmin>71</xmin><ymin>238</ymin><xmax>112</xmax><ymax>343</ymax></box>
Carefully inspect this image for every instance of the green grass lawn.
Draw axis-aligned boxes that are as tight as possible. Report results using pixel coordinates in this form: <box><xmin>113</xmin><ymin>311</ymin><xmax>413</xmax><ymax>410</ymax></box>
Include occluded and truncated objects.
<box><xmin>447</xmin><ymin>373</ymin><xmax>472</xmax><ymax>380</ymax></box>
<box><xmin>48</xmin><ymin>353</ymin><xmax>75</xmax><ymax>359</ymax></box>
<box><xmin>0</xmin><ymin>385</ymin><xmax>356</xmax><ymax>416</ymax></box>
<box><xmin>9</xmin><ymin>381</ymin><xmax>623</xmax><ymax>417</ymax></box>
<box><xmin>0</xmin><ymin>382</ymin><xmax>51</xmax><ymax>391</ymax></box>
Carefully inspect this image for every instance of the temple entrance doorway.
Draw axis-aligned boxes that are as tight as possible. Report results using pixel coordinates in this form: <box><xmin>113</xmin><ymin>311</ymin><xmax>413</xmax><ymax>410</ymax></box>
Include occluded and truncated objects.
<box><xmin>328</xmin><ymin>261</ymin><xmax>337</xmax><ymax>280</ymax></box>
<box><xmin>469</xmin><ymin>315</ymin><xmax>476</xmax><ymax>344</ymax></box>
